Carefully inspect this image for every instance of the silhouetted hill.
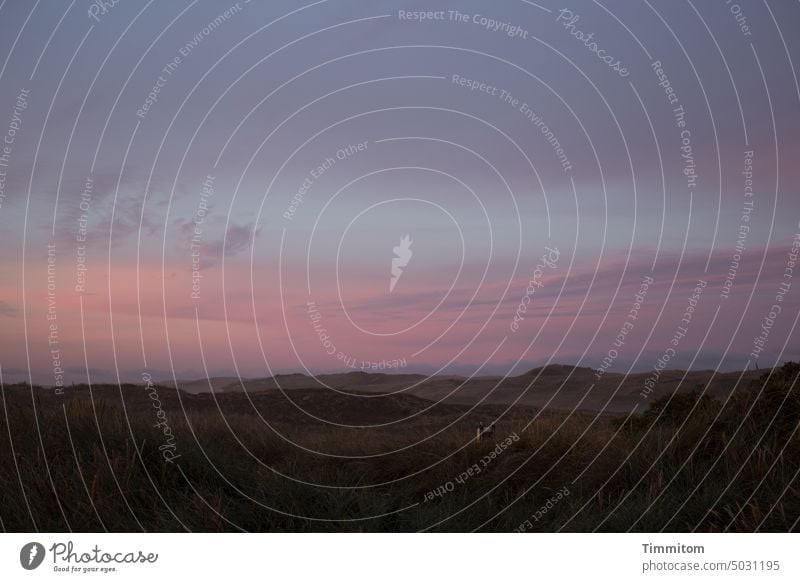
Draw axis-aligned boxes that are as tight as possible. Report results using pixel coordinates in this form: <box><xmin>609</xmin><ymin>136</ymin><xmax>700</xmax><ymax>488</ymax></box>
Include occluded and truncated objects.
<box><xmin>149</xmin><ymin>364</ymin><xmax>764</xmax><ymax>413</ymax></box>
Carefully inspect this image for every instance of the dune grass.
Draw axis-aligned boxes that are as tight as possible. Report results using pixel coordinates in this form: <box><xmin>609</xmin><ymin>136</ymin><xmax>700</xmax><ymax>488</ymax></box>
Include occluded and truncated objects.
<box><xmin>1</xmin><ymin>363</ymin><xmax>797</xmax><ymax>532</ymax></box>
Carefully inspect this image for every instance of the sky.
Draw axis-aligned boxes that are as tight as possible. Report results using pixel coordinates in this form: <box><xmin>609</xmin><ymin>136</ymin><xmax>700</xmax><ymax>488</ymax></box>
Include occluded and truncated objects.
<box><xmin>0</xmin><ymin>0</ymin><xmax>798</xmax><ymax>385</ymax></box>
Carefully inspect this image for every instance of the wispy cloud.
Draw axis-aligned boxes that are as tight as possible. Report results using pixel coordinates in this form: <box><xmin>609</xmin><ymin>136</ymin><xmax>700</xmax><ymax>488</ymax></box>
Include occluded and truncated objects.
<box><xmin>0</xmin><ymin>300</ymin><xmax>18</xmax><ymax>317</ymax></box>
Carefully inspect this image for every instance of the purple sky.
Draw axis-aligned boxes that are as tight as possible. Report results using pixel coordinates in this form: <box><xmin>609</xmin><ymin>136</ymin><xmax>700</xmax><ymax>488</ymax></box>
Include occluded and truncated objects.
<box><xmin>0</xmin><ymin>0</ymin><xmax>798</xmax><ymax>384</ymax></box>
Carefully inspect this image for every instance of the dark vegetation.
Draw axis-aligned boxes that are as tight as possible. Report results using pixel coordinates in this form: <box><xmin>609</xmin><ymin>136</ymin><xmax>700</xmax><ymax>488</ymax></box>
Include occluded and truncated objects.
<box><xmin>1</xmin><ymin>363</ymin><xmax>798</xmax><ymax>532</ymax></box>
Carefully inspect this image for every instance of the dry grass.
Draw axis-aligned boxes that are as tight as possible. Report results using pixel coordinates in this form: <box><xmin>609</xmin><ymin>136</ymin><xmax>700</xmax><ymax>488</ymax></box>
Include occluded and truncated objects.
<box><xmin>1</xmin><ymin>364</ymin><xmax>798</xmax><ymax>532</ymax></box>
